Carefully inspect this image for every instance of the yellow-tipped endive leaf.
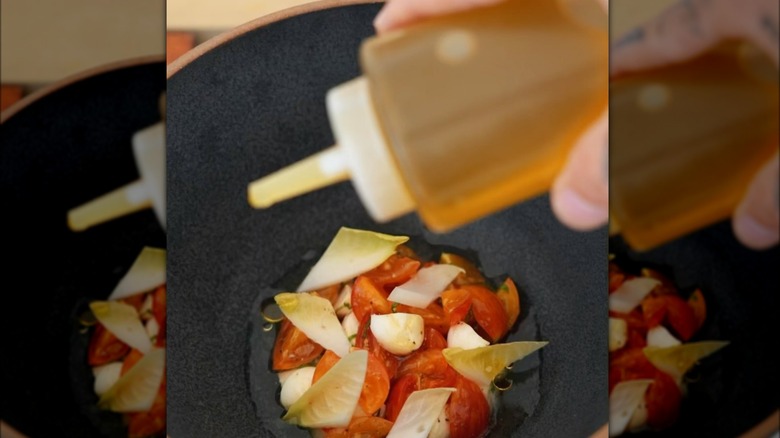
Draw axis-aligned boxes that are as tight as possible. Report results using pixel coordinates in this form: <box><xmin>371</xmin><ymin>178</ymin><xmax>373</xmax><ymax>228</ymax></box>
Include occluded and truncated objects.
<box><xmin>443</xmin><ymin>341</ymin><xmax>548</xmax><ymax>388</ymax></box>
<box><xmin>609</xmin><ymin>379</ymin><xmax>653</xmax><ymax>437</ymax></box>
<box><xmin>108</xmin><ymin>247</ymin><xmax>166</xmax><ymax>300</ymax></box>
<box><xmin>283</xmin><ymin>350</ymin><xmax>368</xmax><ymax>428</ymax></box>
<box><xmin>98</xmin><ymin>348</ymin><xmax>165</xmax><ymax>412</ymax></box>
<box><xmin>387</xmin><ymin>388</ymin><xmax>456</xmax><ymax>438</ymax></box>
<box><xmin>90</xmin><ymin>301</ymin><xmax>152</xmax><ymax>353</ymax></box>
<box><xmin>297</xmin><ymin>228</ymin><xmax>408</xmax><ymax>292</ymax></box>
<box><xmin>275</xmin><ymin>293</ymin><xmax>351</xmax><ymax>357</ymax></box>
<box><xmin>643</xmin><ymin>341</ymin><xmax>729</xmax><ymax>385</ymax></box>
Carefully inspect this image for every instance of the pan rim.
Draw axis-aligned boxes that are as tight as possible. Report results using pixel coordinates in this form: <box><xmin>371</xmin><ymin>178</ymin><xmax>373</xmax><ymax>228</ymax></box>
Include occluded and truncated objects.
<box><xmin>0</xmin><ymin>55</ymin><xmax>164</xmax><ymax>124</ymax></box>
<box><xmin>165</xmin><ymin>0</ymin><xmax>380</xmax><ymax>79</ymax></box>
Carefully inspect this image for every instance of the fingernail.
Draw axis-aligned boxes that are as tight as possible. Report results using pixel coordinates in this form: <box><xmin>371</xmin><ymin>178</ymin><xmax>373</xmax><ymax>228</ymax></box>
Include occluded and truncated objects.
<box><xmin>734</xmin><ymin>214</ymin><xmax>779</xmax><ymax>250</ymax></box>
<box><xmin>557</xmin><ymin>188</ymin><xmax>607</xmax><ymax>230</ymax></box>
<box><xmin>373</xmin><ymin>11</ymin><xmax>389</xmax><ymax>31</ymax></box>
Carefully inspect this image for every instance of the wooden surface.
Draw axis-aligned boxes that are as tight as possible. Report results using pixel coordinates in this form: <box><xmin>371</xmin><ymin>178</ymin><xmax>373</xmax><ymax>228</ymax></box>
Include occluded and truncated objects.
<box><xmin>166</xmin><ymin>0</ymin><xmax>320</xmax><ymax>30</ymax></box>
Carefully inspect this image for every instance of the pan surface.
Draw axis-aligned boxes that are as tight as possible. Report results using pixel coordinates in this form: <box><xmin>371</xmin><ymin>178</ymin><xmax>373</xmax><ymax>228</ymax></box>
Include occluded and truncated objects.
<box><xmin>0</xmin><ymin>60</ymin><xmax>166</xmax><ymax>436</ymax></box>
<box><xmin>167</xmin><ymin>3</ymin><xmax>606</xmax><ymax>437</ymax></box>
<box><xmin>610</xmin><ymin>222</ymin><xmax>779</xmax><ymax>437</ymax></box>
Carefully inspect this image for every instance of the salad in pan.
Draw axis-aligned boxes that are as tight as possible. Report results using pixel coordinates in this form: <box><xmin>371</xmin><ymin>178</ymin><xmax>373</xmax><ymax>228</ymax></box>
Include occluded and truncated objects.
<box><xmin>608</xmin><ymin>258</ymin><xmax>727</xmax><ymax>436</ymax></box>
<box><xmin>264</xmin><ymin>227</ymin><xmax>547</xmax><ymax>438</ymax></box>
<box><xmin>83</xmin><ymin>247</ymin><xmax>167</xmax><ymax>438</ymax></box>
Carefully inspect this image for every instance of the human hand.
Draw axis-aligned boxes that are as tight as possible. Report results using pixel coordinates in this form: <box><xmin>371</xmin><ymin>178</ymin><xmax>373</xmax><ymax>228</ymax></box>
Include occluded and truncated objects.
<box><xmin>374</xmin><ymin>0</ymin><xmax>611</xmax><ymax>232</ymax></box>
<box><xmin>611</xmin><ymin>0</ymin><xmax>779</xmax><ymax>249</ymax></box>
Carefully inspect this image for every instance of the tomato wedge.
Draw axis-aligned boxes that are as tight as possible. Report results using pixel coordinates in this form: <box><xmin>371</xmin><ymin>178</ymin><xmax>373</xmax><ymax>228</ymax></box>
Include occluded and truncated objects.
<box><xmin>384</xmin><ymin>373</ymin><xmax>419</xmax><ymax>422</ymax></box>
<box><xmin>362</xmin><ymin>254</ymin><xmax>420</xmax><ymax>290</ymax></box>
<box><xmin>351</xmin><ymin>276</ymin><xmax>392</xmax><ymax>322</ymax></box>
<box><xmin>323</xmin><ymin>416</ymin><xmax>394</xmax><ymax>438</ymax></box>
<box><xmin>422</xmin><ymin>327</ymin><xmax>448</xmax><ymax>350</ymax></box>
<box><xmin>314</xmin><ymin>350</ymin><xmax>390</xmax><ymax>416</ymax></box>
<box><xmin>447</xmin><ymin>374</ymin><xmax>490</xmax><ymax>438</ymax></box>
<box><xmin>272</xmin><ymin>319</ymin><xmax>323</xmax><ymax>371</ymax></box>
<box><xmin>312</xmin><ymin>284</ymin><xmax>342</xmax><ymax>305</ymax></box>
<box><xmin>88</xmin><ymin>323</ymin><xmax>130</xmax><ymax>366</ymax></box>
<box><xmin>496</xmin><ymin>277</ymin><xmax>521</xmax><ymax>329</ymax></box>
<box><xmin>396</xmin><ymin>302</ymin><xmax>449</xmax><ymax>335</ymax></box>
<box><xmin>151</xmin><ymin>285</ymin><xmax>166</xmax><ymax>347</ymax></box>
<box><xmin>441</xmin><ymin>288</ymin><xmax>472</xmax><ymax>325</ymax></box>
<box><xmin>645</xmin><ymin>371</ymin><xmax>681</xmax><ymax>430</ymax></box>
<box><xmin>641</xmin><ymin>295</ymin><xmax>697</xmax><ymax>341</ymax></box>
<box><xmin>121</xmin><ymin>348</ymin><xmax>145</xmax><ymax>375</ymax></box>
<box><xmin>397</xmin><ymin>349</ymin><xmax>456</xmax><ymax>389</ymax></box>
<box><xmin>461</xmin><ymin>285</ymin><xmax>509</xmax><ymax>342</ymax></box>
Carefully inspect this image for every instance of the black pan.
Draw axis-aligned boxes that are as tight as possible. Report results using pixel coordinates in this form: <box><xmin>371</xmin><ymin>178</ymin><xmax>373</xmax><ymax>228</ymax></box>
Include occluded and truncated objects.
<box><xmin>610</xmin><ymin>222</ymin><xmax>779</xmax><ymax>437</ymax></box>
<box><xmin>0</xmin><ymin>59</ymin><xmax>166</xmax><ymax>437</ymax></box>
<box><xmin>166</xmin><ymin>2</ymin><xmax>607</xmax><ymax>437</ymax></box>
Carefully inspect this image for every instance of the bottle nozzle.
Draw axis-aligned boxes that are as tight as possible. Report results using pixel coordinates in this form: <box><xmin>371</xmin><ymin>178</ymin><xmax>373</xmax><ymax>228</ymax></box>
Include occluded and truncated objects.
<box><xmin>248</xmin><ymin>145</ymin><xmax>349</xmax><ymax>208</ymax></box>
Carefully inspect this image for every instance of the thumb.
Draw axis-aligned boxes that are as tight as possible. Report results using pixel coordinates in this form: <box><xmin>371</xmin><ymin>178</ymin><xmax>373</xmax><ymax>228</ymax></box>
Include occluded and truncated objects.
<box><xmin>550</xmin><ymin>110</ymin><xmax>609</xmax><ymax>231</ymax></box>
<box><xmin>733</xmin><ymin>152</ymin><xmax>780</xmax><ymax>250</ymax></box>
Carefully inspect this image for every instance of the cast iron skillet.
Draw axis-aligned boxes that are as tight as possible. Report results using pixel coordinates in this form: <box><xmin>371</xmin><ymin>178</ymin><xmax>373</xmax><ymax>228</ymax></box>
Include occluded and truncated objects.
<box><xmin>0</xmin><ymin>59</ymin><xmax>166</xmax><ymax>437</ymax></box>
<box><xmin>166</xmin><ymin>2</ymin><xmax>607</xmax><ymax>437</ymax></box>
<box><xmin>610</xmin><ymin>222</ymin><xmax>779</xmax><ymax>437</ymax></box>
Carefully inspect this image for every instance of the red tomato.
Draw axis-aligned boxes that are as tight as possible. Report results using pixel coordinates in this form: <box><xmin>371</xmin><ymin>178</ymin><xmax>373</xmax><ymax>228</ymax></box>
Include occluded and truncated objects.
<box><xmin>441</xmin><ymin>288</ymin><xmax>472</xmax><ymax>325</ymax></box>
<box><xmin>626</xmin><ymin>329</ymin><xmax>647</xmax><ymax>349</ymax></box>
<box><xmin>610</xmin><ymin>309</ymin><xmax>647</xmax><ymax>332</ymax></box>
<box><xmin>121</xmin><ymin>348</ymin><xmax>145</xmax><ymax>375</ymax></box>
<box><xmin>422</xmin><ymin>327</ymin><xmax>448</xmax><ymax>350</ymax></box>
<box><xmin>384</xmin><ymin>373</ymin><xmax>419</xmax><ymax>422</ymax></box>
<box><xmin>323</xmin><ymin>416</ymin><xmax>394</xmax><ymax>438</ymax></box>
<box><xmin>122</xmin><ymin>294</ymin><xmax>147</xmax><ymax>311</ymax></box>
<box><xmin>397</xmin><ymin>349</ymin><xmax>456</xmax><ymax>389</ymax></box>
<box><xmin>688</xmin><ymin>289</ymin><xmax>707</xmax><ymax>332</ymax></box>
<box><xmin>396</xmin><ymin>302</ymin><xmax>450</xmax><ymax>335</ymax></box>
<box><xmin>88</xmin><ymin>323</ymin><xmax>130</xmax><ymax>366</ymax></box>
<box><xmin>351</xmin><ymin>276</ymin><xmax>392</xmax><ymax>322</ymax></box>
<box><xmin>355</xmin><ymin>315</ymin><xmax>399</xmax><ymax>379</ymax></box>
<box><xmin>608</xmin><ymin>268</ymin><xmax>625</xmax><ymax>293</ymax></box>
<box><xmin>447</xmin><ymin>374</ymin><xmax>490</xmax><ymax>438</ymax></box>
<box><xmin>126</xmin><ymin>375</ymin><xmax>166</xmax><ymax>438</ymax></box>
<box><xmin>642</xmin><ymin>295</ymin><xmax>697</xmax><ymax>341</ymax></box>
<box><xmin>641</xmin><ymin>268</ymin><xmax>678</xmax><ymax>296</ymax></box>
<box><xmin>461</xmin><ymin>285</ymin><xmax>508</xmax><ymax>342</ymax></box>
<box><xmin>151</xmin><ymin>286</ymin><xmax>166</xmax><ymax>347</ymax></box>
<box><xmin>312</xmin><ymin>284</ymin><xmax>342</xmax><ymax>305</ymax></box>
<box><xmin>645</xmin><ymin>371</ymin><xmax>681</xmax><ymax>430</ymax></box>
<box><xmin>313</xmin><ymin>350</ymin><xmax>390</xmax><ymax>416</ymax></box>
<box><xmin>496</xmin><ymin>277</ymin><xmax>521</xmax><ymax>329</ymax></box>
<box><xmin>272</xmin><ymin>319</ymin><xmax>323</xmax><ymax>371</ymax></box>
<box><xmin>362</xmin><ymin>255</ymin><xmax>420</xmax><ymax>290</ymax></box>
<box><xmin>609</xmin><ymin>348</ymin><xmax>656</xmax><ymax>392</ymax></box>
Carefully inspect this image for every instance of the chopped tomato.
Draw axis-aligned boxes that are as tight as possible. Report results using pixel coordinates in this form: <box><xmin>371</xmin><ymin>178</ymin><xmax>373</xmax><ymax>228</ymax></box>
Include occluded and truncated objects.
<box><xmin>127</xmin><ymin>375</ymin><xmax>166</xmax><ymax>438</ymax></box>
<box><xmin>88</xmin><ymin>323</ymin><xmax>130</xmax><ymax>366</ymax></box>
<box><xmin>609</xmin><ymin>347</ymin><xmax>656</xmax><ymax>392</ymax></box>
<box><xmin>447</xmin><ymin>374</ymin><xmax>490</xmax><ymax>438</ymax></box>
<box><xmin>645</xmin><ymin>371</ymin><xmax>681</xmax><ymax>430</ymax></box>
<box><xmin>397</xmin><ymin>349</ymin><xmax>456</xmax><ymax>389</ymax></box>
<box><xmin>351</xmin><ymin>276</ymin><xmax>392</xmax><ymax>322</ymax></box>
<box><xmin>312</xmin><ymin>284</ymin><xmax>342</xmax><ymax>305</ymax></box>
<box><xmin>314</xmin><ymin>350</ymin><xmax>390</xmax><ymax>416</ymax></box>
<box><xmin>608</xmin><ymin>263</ymin><xmax>625</xmax><ymax>293</ymax></box>
<box><xmin>122</xmin><ymin>294</ymin><xmax>147</xmax><ymax>311</ymax></box>
<box><xmin>687</xmin><ymin>289</ymin><xmax>706</xmax><ymax>331</ymax></box>
<box><xmin>641</xmin><ymin>268</ymin><xmax>678</xmax><ymax>296</ymax></box>
<box><xmin>323</xmin><ymin>416</ymin><xmax>394</xmax><ymax>438</ymax></box>
<box><xmin>422</xmin><ymin>327</ymin><xmax>448</xmax><ymax>350</ymax></box>
<box><xmin>642</xmin><ymin>295</ymin><xmax>697</xmax><ymax>341</ymax></box>
<box><xmin>496</xmin><ymin>277</ymin><xmax>521</xmax><ymax>329</ymax></box>
<box><xmin>151</xmin><ymin>286</ymin><xmax>166</xmax><ymax>347</ymax></box>
<box><xmin>384</xmin><ymin>373</ymin><xmax>419</xmax><ymax>422</ymax></box>
<box><xmin>272</xmin><ymin>319</ymin><xmax>323</xmax><ymax>371</ymax></box>
<box><xmin>441</xmin><ymin>288</ymin><xmax>472</xmax><ymax>325</ymax></box>
<box><xmin>460</xmin><ymin>285</ymin><xmax>509</xmax><ymax>342</ymax></box>
<box><xmin>121</xmin><ymin>348</ymin><xmax>145</xmax><ymax>375</ymax></box>
<box><xmin>439</xmin><ymin>252</ymin><xmax>485</xmax><ymax>285</ymax></box>
<box><xmin>362</xmin><ymin>255</ymin><xmax>421</xmax><ymax>290</ymax></box>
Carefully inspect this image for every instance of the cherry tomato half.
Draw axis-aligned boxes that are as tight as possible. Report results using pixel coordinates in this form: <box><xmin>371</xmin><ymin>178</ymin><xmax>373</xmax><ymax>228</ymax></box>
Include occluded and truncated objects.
<box><xmin>272</xmin><ymin>319</ymin><xmax>323</xmax><ymax>371</ymax></box>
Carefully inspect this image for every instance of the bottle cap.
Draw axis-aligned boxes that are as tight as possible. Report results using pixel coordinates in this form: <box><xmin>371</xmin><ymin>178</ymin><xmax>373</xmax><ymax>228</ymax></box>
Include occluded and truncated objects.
<box><xmin>248</xmin><ymin>76</ymin><xmax>415</xmax><ymax>222</ymax></box>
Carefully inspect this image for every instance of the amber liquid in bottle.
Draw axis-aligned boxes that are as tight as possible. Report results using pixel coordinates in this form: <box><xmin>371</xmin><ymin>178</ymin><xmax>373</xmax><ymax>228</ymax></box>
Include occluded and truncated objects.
<box><xmin>360</xmin><ymin>0</ymin><xmax>607</xmax><ymax>231</ymax></box>
<box><xmin>610</xmin><ymin>43</ymin><xmax>779</xmax><ymax>250</ymax></box>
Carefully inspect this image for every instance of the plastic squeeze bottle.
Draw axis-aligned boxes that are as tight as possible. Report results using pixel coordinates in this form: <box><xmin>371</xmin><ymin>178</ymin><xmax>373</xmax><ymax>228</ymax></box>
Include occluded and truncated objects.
<box><xmin>248</xmin><ymin>0</ymin><xmax>608</xmax><ymax>232</ymax></box>
<box><xmin>610</xmin><ymin>42</ymin><xmax>779</xmax><ymax>250</ymax></box>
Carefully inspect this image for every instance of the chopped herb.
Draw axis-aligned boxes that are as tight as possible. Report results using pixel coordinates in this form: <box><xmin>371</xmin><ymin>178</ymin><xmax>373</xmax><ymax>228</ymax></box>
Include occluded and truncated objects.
<box><xmin>391</xmin><ymin>302</ymin><xmax>399</xmax><ymax>313</ymax></box>
<box><xmin>348</xmin><ymin>334</ymin><xmax>357</xmax><ymax>341</ymax></box>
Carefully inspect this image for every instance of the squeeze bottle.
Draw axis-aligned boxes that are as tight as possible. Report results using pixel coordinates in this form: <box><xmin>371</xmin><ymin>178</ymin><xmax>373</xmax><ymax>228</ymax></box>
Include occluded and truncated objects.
<box><xmin>610</xmin><ymin>42</ymin><xmax>779</xmax><ymax>250</ymax></box>
<box><xmin>248</xmin><ymin>0</ymin><xmax>608</xmax><ymax>232</ymax></box>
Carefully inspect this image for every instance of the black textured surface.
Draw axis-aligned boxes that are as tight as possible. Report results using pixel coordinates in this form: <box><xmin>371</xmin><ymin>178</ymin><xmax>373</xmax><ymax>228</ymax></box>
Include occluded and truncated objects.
<box><xmin>0</xmin><ymin>62</ymin><xmax>166</xmax><ymax>436</ymax></box>
<box><xmin>167</xmin><ymin>4</ymin><xmax>607</xmax><ymax>437</ymax></box>
<box><xmin>611</xmin><ymin>222</ymin><xmax>779</xmax><ymax>437</ymax></box>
